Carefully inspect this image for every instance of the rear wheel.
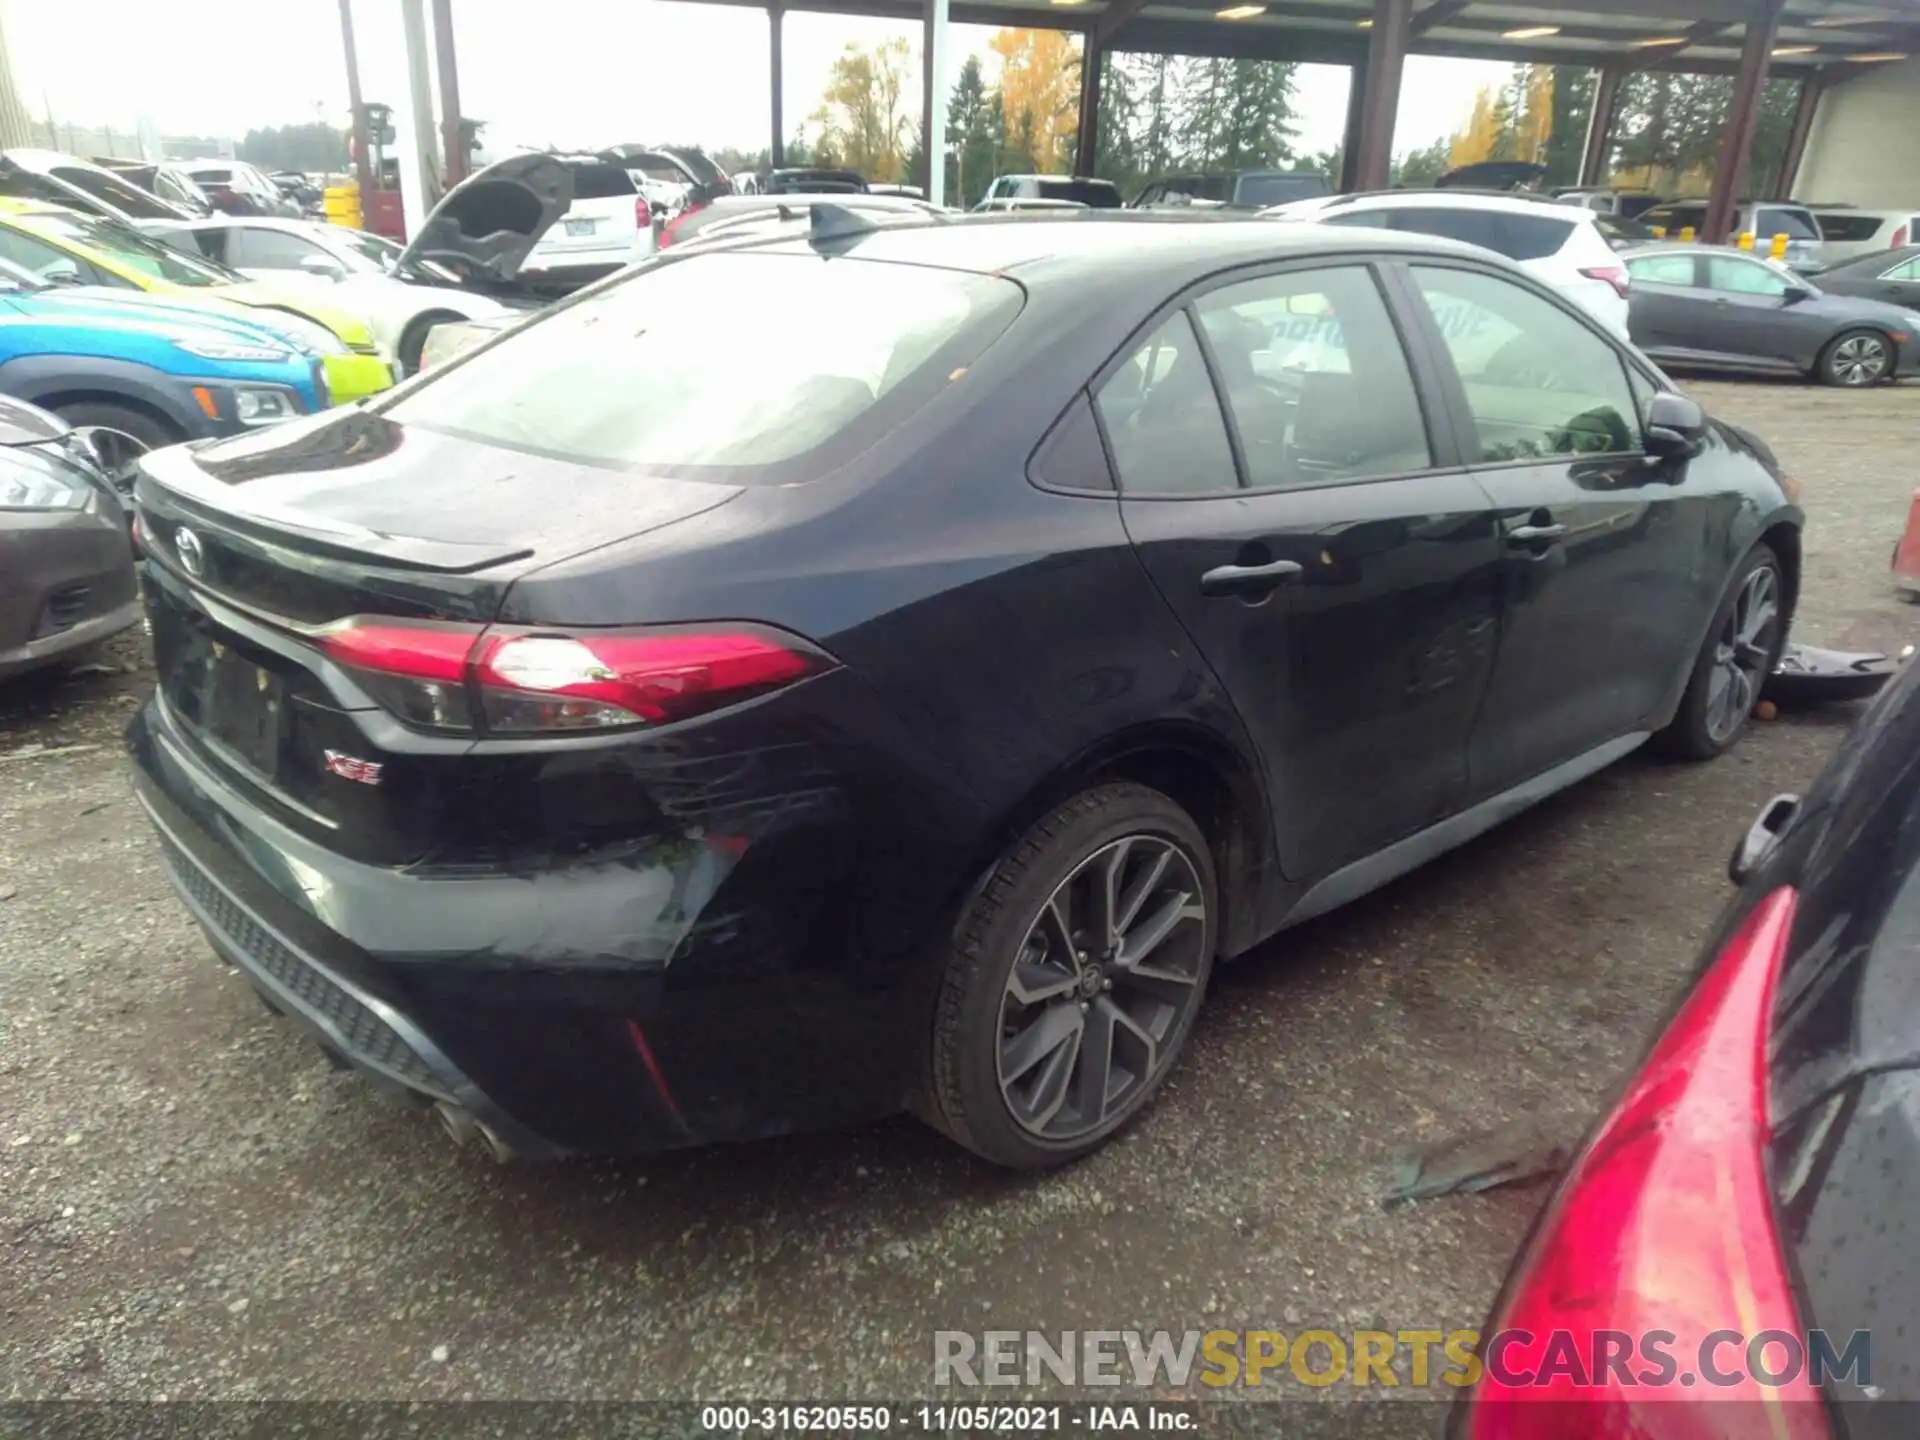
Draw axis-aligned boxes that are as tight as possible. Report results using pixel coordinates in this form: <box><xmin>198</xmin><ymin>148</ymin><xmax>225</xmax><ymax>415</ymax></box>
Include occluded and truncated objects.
<box><xmin>922</xmin><ymin>783</ymin><xmax>1216</xmax><ymax>1169</ymax></box>
<box><xmin>1656</xmin><ymin>543</ymin><xmax>1786</xmax><ymax>760</ymax></box>
<box><xmin>1818</xmin><ymin>328</ymin><xmax>1892</xmax><ymax>387</ymax></box>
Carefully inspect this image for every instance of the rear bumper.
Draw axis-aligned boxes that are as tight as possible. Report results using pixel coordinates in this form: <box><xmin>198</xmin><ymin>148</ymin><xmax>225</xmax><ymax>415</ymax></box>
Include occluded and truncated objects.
<box><xmin>126</xmin><ymin>683</ymin><xmax>963</xmax><ymax>1156</ymax></box>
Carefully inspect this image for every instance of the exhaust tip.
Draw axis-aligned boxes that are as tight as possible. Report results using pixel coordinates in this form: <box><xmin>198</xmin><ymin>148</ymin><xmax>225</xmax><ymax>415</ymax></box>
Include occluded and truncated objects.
<box><xmin>434</xmin><ymin>1100</ymin><xmax>480</xmax><ymax>1151</ymax></box>
<box><xmin>434</xmin><ymin>1100</ymin><xmax>520</xmax><ymax>1163</ymax></box>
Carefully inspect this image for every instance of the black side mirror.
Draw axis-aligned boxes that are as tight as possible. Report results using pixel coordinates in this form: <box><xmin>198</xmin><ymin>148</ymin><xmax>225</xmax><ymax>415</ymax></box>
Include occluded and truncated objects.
<box><xmin>1645</xmin><ymin>391</ymin><xmax>1708</xmax><ymax>459</ymax></box>
<box><xmin>1729</xmin><ymin>794</ymin><xmax>1799</xmax><ymax>885</ymax></box>
<box><xmin>1783</xmin><ymin>284</ymin><xmax>1815</xmax><ymax>304</ymax></box>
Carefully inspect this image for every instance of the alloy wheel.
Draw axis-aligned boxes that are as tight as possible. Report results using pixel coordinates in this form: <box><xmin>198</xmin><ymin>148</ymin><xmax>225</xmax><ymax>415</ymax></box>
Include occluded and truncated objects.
<box><xmin>72</xmin><ymin>426</ymin><xmax>149</xmax><ymax>500</ymax></box>
<box><xmin>995</xmin><ymin>835</ymin><xmax>1208</xmax><ymax>1142</ymax></box>
<box><xmin>1706</xmin><ymin>563</ymin><xmax>1781</xmax><ymax>746</ymax></box>
<box><xmin>1829</xmin><ymin>334</ymin><xmax>1889</xmax><ymax>387</ymax></box>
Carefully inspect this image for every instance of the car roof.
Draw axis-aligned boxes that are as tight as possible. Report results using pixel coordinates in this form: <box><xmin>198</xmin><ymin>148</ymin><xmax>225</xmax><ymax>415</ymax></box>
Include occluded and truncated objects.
<box><xmin>1321</xmin><ymin>189</ymin><xmax>1593</xmax><ymax>218</ymax></box>
<box><xmin>1823</xmin><ymin>243</ymin><xmax>1920</xmax><ymax>274</ymax></box>
<box><xmin>738</xmin><ymin>211</ymin><xmax>1488</xmax><ymax>281</ymax></box>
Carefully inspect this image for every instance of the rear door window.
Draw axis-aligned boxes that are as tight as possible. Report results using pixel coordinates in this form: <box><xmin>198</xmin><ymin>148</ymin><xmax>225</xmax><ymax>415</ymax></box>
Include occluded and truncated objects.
<box><xmin>1815</xmin><ymin>212</ymin><xmax>1888</xmax><ymax>243</ymax></box>
<box><xmin>1626</xmin><ymin>251</ymin><xmax>1698</xmax><ymax>286</ymax></box>
<box><xmin>1753</xmin><ymin>207</ymin><xmax>1819</xmax><ymax>241</ymax></box>
<box><xmin>1093</xmin><ymin>311</ymin><xmax>1238</xmax><ymax>495</ymax></box>
<box><xmin>385</xmin><ymin>251</ymin><xmax>1022</xmax><ymax>479</ymax></box>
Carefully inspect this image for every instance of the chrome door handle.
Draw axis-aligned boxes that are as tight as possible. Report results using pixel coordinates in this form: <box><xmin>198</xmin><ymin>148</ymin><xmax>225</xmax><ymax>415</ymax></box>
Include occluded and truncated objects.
<box><xmin>1200</xmin><ymin>559</ymin><xmax>1304</xmax><ymax>596</ymax></box>
<box><xmin>1507</xmin><ymin>523</ymin><xmax>1567</xmax><ymax>545</ymax></box>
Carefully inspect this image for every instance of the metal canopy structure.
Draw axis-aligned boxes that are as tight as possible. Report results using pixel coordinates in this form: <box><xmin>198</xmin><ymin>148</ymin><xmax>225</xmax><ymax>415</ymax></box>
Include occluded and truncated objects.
<box><xmin>367</xmin><ymin>0</ymin><xmax>1920</xmax><ymax>238</ymax></box>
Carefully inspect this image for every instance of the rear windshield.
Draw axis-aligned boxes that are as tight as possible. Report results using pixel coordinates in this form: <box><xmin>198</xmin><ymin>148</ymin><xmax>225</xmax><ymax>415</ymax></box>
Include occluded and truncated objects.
<box><xmin>568</xmin><ymin>163</ymin><xmax>637</xmax><ymax>199</ymax></box>
<box><xmin>1235</xmin><ymin>173</ymin><xmax>1329</xmax><ymax>207</ymax></box>
<box><xmin>384</xmin><ymin>251</ymin><xmax>1024</xmax><ymax>479</ymax></box>
<box><xmin>51</xmin><ymin>165</ymin><xmax>182</xmax><ymax>220</ymax></box>
<box><xmin>188</xmin><ymin>167</ymin><xmax>234</xmax><ymax>185</ymax></box>
<box><xmin>1036</xmin><ymin>178</ymin><xmax>1121</xmax><ymax>209</ymax></box>
<box><xmin>1813</xmin><ymin>212</ymin><xmax>1887</xmax><ymax>242</ymax></box>
<box><xmin>1755</xmin><ymin>207</ymin><xmax>1819</xmax><ymax>241</ymax></box>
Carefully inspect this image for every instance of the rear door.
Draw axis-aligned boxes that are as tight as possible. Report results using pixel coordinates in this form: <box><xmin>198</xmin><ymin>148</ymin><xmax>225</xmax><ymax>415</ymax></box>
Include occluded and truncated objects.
<box><xmin>1399</xmin><ymin>261</ymin><xmax>1708</xmax><ymax>799</ymax></box>
<box><xmin>1105</xmin><ymin>259</ymin><xmax>1504</xmax><ymax>886</ymax></box>
<box><xmin>1623</xmin><ymin>249</ymin><xmax>1715</xmax><ymax>359</ymax></box>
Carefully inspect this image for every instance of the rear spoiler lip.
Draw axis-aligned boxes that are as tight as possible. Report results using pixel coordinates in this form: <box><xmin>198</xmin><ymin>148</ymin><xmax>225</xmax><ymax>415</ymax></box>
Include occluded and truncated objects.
<box><xmin>134</xmin><ymin>445</ymin><xmax>535</xmax><ymax>577</ymax></box>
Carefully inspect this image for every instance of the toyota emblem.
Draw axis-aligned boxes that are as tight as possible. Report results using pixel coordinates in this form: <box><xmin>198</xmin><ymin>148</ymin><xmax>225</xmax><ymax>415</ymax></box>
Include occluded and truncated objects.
<box><xmin>175</xmin><ymin>526</ymin><xmax>205</xmax><ymax>578</ymax></box>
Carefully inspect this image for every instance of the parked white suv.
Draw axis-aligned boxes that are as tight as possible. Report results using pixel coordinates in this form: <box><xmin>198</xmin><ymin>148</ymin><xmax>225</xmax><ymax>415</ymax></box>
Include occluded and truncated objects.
<box><xmin>1262</xmin><ymin>190</ymin><xmax>1631</xmax><ymax>338</ymax></box>
<box><xmin>522</xmin><ymin>154</ymin><xmax>654</xmax><ymax>279</ymax></box>
<box><xmin>1806</xmin><ymin>205</ymin><xmax>1920</xmax><ymax>263</ymax></box>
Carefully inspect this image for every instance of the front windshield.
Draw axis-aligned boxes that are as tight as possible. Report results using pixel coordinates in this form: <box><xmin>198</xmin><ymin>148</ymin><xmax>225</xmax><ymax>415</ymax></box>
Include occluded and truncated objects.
<box><xmin>27</xmin><ymin>210</ymin><xmax>243</xmax><ymax>287</ymax></box>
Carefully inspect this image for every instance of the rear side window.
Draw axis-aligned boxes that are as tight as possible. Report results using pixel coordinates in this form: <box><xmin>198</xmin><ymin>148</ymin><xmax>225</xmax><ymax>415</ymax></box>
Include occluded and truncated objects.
<box><xmin>1094</xmin><ymin>311</ymin><xmax>1238</xmax><ymax>495</ymax></box>
<box><xmin>385</xmin><ymin>251</ymin><xmax>1022</xmax><ymax>479</ymax></box>
<box><xmin>1329</xmin><ymin>207</ymin><xmax>1573</xmax><ymax>261</ymax></box>
<box><xmin>1235</xmin><ymin>174</ymin><xmax>1329</xmax><ymax>208</ymax></box>
<box><xmin>1194</xmin><ymin>265</ymin><xmax>1432</xmax><ymax>488</ymax></box>
<box><xmin>1886</xmin><ymin>257</ymin><xmax>1920</xmax><ymax>281</ymax></box>
<box><xmin>1626</xmin><ymin>252</ymin><xmax>1696</xmax><ymax>285</ymax></box>
<box><xmin>1753</xmin><ymin>207</ymin><xmax>1818</xmax><ymax>241</ymax></box>
<box><xmin>1413</xmin><ymin>266</ymin><xmax>1641</xmax><ymax>463</ymax></box>
<box><xmin>1029</xmin><ymin>393</ymin><xmax>1113</xmax><ymax>492</ymax></box>
<box><xmin>1814</xmin><ymin>212</ymin><xmax>1888</xmax><ymax>243</ymax></box>
<box><xmin>569</xmin><ymin>164</ymin><xmax>637</xmax><ymax>199</ymax></box>
<box><xmin>51</xmin><ymin>166</ymin><xmax>180</xmax><ymax>220</ymax></box>
<box><xmin>1036</xmin><ymin>179</ymin><xmax>1121</xmax><ymax>209</ymax></box>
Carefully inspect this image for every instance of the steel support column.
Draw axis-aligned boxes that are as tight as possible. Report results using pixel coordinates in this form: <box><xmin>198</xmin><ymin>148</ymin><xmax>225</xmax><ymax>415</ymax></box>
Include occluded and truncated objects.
<box><xmin>1702</xmin><ymin>0</ymin><xmax>1785</xmax><ymax>242</ymax></box>
<box><xmin>396</xmin><ymin>0</ymin><xmax>439</xmax><ymax>236</ymax></box>
<box><xmin>337</xmin><ymin>0</ymin><xmax>375</xmax><ymax>204</ymax></box>
<box><xmin>1076</xmin><ymin>29</ymin><xmax>1104</xmax><ymax>177</ymax></box>
<box><xmin>1339</xmin><ymin>54</ymin><xmax>1369</xmax><ymax>191</ymax></box>
<box><xmin>1579</xmin><ymin>63</ymin><xmax>1623</xmax><ymax>187</ymax></box>
<box><xmin>918</xmin><ymin>0</ymin><xmax>950</xmax><ymax>204</ymax></box>
<box><xmin>770</xmin><ymin>5</ymin><xmax>785</xmax><ymax>167</ymax></box>
<box><xmin>429</xmin><ymin>0</ymin><xmax>463</xmax><ymax>186</ymax></box>
<box><xmin>1354</xmin><ymin>0</ymin><xmax>1412</xmax><ymax>193</ymax></box>
<box><xmin>1772</xmin><ymin>71</ymin><xmax>1822</xmax><ymax>199</ymax></box>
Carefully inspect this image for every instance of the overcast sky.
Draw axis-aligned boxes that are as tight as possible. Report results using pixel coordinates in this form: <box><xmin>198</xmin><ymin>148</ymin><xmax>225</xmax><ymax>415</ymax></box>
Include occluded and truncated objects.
<box><xmin>5</xmin><ymin>0</ymin><xmax>1508</xmax><ymax>162</ymax></box>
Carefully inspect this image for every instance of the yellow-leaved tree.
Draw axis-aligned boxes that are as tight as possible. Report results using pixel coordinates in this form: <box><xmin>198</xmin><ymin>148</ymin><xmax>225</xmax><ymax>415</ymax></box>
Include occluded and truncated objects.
<box><xmin>989</xmin><ymin>28</ymin><xmax>1082</xmax><ymax>173</ymax></box>
<box><xmin>810</xmin><ymin>37</ymin><xmax>915</xmax><ymax>182</ymax></box>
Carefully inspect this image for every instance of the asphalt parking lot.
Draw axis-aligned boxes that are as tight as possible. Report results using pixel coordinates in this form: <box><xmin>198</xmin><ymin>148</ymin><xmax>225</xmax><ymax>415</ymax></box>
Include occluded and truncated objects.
<box><xmin>3</xmin><ymin>379</ymin><xmax>1918</xmax><ymax>1405</ymax></box>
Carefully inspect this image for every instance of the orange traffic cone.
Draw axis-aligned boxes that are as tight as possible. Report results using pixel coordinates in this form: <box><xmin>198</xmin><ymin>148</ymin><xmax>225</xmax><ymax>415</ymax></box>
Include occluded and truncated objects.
<box><xmin>1896</xmin><ymin>490</ymin><xmax>1920</xmax><ymax>600</ymax></box>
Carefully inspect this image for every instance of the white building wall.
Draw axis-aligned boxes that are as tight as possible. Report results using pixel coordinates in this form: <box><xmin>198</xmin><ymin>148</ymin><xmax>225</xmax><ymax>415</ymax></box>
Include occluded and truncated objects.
<box><xmin>1797</xmin><ymin>58</ymin><xmax>1920</xmax><ymax>207</ymax></box>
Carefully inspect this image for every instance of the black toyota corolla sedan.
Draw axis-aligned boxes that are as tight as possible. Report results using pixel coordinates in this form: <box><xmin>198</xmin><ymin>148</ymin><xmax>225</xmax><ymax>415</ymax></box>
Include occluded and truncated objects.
<box><xmin>128</xmin><ymin>213</ymin><xmax>1802</xmax><ymax>1168</ymax></box>
<box><xmin>1452</xmin><ymin>653</ymin><xmax>1920</xmax><ymax>1436</ymax></box>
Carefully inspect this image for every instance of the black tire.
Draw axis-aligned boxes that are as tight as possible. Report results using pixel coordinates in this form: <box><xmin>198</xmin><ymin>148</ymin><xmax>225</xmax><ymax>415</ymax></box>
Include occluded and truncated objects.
<box><xmin>1655</xmin><ymin>543</ymin><xmax>1787</xmax><ymax>761</ymax></box>
<box><xmin>397</xmin><ymin>310</ymin><xmax>466</xmax><ymax>377</ymax></box>
<box><xmin>49</xmin><ymin>400</ymin><xmax>178</xmax><ymax>451</ymax></box>
<box><xmin>922</xmin><ymin>782</ymin><xmax>1217</xmax><ymax>1169</ymax></box>
<box><xmin>1817</xmin><ymin>328</ymin><xmax>1893</xmax><ymax>388</ymax></box>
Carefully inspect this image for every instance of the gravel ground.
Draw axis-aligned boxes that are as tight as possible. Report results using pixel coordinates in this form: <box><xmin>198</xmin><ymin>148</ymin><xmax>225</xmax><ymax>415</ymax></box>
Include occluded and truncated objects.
<box><xmin>2</xmin><ymin>380</ymin><xmax>1917</xmax><ymax>1405</ymax></box>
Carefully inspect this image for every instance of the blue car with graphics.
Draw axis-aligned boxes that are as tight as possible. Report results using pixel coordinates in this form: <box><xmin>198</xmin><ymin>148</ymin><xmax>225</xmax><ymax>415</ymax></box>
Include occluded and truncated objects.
<box><xmin>0</xmin><ymin>255</ymin><xmax>328</xmax><ymax>488</ymax></box>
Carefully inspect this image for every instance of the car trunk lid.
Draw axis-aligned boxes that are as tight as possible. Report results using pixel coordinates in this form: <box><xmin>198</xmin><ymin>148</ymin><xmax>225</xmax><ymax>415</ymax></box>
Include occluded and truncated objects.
<box><xmin>134</xmin><ymin>411</ymin><xmax>743</xmax><ymax>862</ymax></box>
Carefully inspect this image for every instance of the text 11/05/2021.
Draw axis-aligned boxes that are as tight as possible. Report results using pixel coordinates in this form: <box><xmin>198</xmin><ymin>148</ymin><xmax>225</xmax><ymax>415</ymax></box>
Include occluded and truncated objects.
<box><xmin>700</xmin><ymin>1403</ymin><xmax>1198</xmax><ymax>1433</ymax></box>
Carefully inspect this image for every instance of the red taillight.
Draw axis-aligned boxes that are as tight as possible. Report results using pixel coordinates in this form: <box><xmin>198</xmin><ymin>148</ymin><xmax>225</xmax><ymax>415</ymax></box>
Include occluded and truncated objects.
<box><xmin>1580</xmin><ymin>265</ymin><xmax>1632</xmax><ymax>300</ymax></box>
<box><xmin>1891</xmin><ymin>224</ymin><xmax>1909</xmax><ymax>248</ymax></box>
<box><xmin>315</xmin><ymin>617</ymin><xmax>831</xmax><ymax>736</ymax></box>
<box><xmin>636</xmin><ymin>195</ymin><xmax>650</xmax><ymax>229</ymax></box>
<box><xmin>1463</xmin><ymin>887</ymin><xmax>1827</xmax><ymax>1437</ymax></box>
<box><xmin>659</xmin><ymin>200</ymin><xmax>706</xmax><ymax>249</ymax></box>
